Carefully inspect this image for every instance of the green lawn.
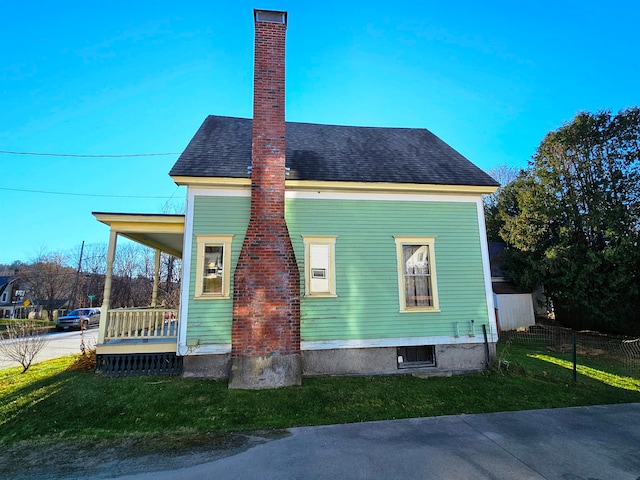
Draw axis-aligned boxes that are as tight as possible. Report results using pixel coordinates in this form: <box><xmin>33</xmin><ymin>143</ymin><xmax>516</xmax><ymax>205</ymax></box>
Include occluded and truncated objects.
<box><xmin>2</xmin><ymin>343</ymin><xmax>639</xmax><ymax>451</ymax></box>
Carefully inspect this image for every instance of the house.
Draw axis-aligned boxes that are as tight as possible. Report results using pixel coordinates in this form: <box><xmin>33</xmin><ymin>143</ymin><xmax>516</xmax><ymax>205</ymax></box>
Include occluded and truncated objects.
<box><xmin>0</xmin><ymin>275</ymin><xmax>25</xmax><ymax>319</ymax></box>
<box><xmin>489</xmin><ymin>242</ymin><xmax>545</xmax><ymax>331</ymax></box>
<box><xmin>0</xmin><ymin>276</ymin><xmax>17</xmax><ymax>318</ymax></box>
<box><xmin>94</xmin><ymin>9</ymin><xmax>499</xmax><ymax>388</ymax></box>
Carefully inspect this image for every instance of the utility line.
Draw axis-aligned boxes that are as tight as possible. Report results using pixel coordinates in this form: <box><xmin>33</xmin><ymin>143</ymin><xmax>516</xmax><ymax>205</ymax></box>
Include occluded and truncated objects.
<box><xmin>0</xmin><ymin>186</ymin><xmax>177</xmax><ymax>199</ymax></box>
<box><xmin>0</xmin><ymin>150</ymin><xmax>180</xmax><ymax>158</ymax></box>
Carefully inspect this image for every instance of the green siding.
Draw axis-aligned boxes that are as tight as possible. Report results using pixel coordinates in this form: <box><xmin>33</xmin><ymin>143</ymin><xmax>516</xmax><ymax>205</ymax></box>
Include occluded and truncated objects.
<box><xmin>186</xmin><ymin>194</ymin><xmax>489</xmax><ymax>346</ymax></box>
<box><xmin>286</xmin><ymin>198</ymin><xmax>489</xmax><ymax>342</ymax></box>
<box><xmin>186</xmin><ymin>195</ymin><xmax>249</xmax><ymax>345</ymax></box>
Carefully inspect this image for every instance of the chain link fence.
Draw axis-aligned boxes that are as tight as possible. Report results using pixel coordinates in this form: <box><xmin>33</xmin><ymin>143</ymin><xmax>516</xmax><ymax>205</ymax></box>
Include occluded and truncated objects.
<box><xmin>498</xmin><ymin>325</ymin><xmax>640</xmax><ymax>378</ymax></box>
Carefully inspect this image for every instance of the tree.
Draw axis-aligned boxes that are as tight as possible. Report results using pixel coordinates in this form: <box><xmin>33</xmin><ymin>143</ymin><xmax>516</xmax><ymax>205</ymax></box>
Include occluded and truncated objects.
<box><xmin>496</xmin><ymin>107</ymin><xmax>640</xmax><ymax>334</ymax></box>
<box><xmin>483</xmin><ymin>164</ymin><xmax>521</xmax><ymax>241</ymax></box>
<box><xmin>0</xmin><ymin>320</ymin><xmax>49</xmax><ymax>373</ymax></box>
<box><xmin>26</xmin><ymin>251</ymin><xmax>75</xmax><ymax>320</ymax></box>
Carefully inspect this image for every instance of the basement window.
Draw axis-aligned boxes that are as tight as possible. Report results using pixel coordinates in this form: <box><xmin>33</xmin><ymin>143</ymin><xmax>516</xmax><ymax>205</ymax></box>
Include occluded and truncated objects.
<box><xmin>194</xmin><ymin>235</ymin><xmax>233</xmax><ymax>299</ymax></box>
<box><xmin>397</xmin><ymin>346</ymin><xmax>436</xmax><ymax>369</ymax></box>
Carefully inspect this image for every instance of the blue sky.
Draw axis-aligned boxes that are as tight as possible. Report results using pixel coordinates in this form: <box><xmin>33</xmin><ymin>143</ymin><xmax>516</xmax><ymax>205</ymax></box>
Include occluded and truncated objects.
<box><xmin>1</xmin><ymin>0</ymin><xmax>638</xmax><ymax>264</ymax></box>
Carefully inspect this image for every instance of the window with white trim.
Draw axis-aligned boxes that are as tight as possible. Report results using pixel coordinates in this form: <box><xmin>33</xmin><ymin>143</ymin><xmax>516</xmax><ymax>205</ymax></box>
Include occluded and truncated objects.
<box><xmin>194</xmin><ymin>235</ymin><xmax>233</xmax><ymax>298</ymax></box>
<box><xmin>394</xmin><ymin>237</ymin><xmax>439</xmax><ymax>311</ymax></box>
<box><xmin>303</xmin><ymin>236</ymin><xmax>337</xmax><ymax>296</ymax></box>
<box><xmin>1</xmin><ymin>292</ymin><xmax>7</xmax><ymax>303</ymax></box>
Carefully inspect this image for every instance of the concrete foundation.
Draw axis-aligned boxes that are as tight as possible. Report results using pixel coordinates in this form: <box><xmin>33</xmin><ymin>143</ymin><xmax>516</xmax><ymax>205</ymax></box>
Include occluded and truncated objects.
<box><xmin>435</xmin><ymin>343</ymin><xmax>495</xmax><ymax>371</ymax></box>
<box><xmin>182</xmin><ymin>343</ymin><xmax>496</xmax><ymax>380</ymax></box>
<box><xmin>182</xmin><ymin>354</ymin><xmax>231</xmax><ymax>379</ymax></box>
<box><xmin>302</xmin><ymin>343</ymin><xmax>494</xmax><ymax>377</ymax></box>
<box><xmin>302</xmin><ymin>347</ymin><xmax>398</xmax><ymax>375</ymax></box>
<box><xmin>228</xmin><ymin>354</ymin><xmax>302</xmax><ymax>389</ymax></box>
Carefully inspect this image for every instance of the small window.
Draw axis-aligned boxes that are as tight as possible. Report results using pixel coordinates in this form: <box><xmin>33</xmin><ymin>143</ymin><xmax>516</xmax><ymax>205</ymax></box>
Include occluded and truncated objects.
<box><xmin>1</xmin><ymin>292</ymin><xmax>7</xmax><ymax>303</ymax></box>
<box><xmin>195</xmin><ymin>235</ymin><xmax>233</xmax><ymax>299</ymax></box>
<box><xmin>397</xmin><ymin>345</ymin><xmax>436</xmax><ymax>368</ymax></box>
<box><xmin>394</xmin><ymin>237</ymin><xmax>439</xmax><ymax>312</ymax></box>
<box><xmin>303</xmin><ymin>236</ymin><xmax>337</xmax><ymax>297</ymax></box>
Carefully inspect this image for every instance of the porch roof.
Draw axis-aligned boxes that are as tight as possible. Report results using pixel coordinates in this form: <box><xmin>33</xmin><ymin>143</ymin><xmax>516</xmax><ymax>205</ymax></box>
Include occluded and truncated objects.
<box><xmin>92</xmin><ymin>212</ymin><xmax>185</xmax><ymax>258</ymax></box>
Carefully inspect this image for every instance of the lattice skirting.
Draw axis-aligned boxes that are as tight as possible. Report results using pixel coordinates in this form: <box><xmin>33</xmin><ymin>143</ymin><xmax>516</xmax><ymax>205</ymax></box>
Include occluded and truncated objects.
<box><xmin>96</xmin><ymin>353</ymin><xmax>183</xmax><ymax>376</ymax></box>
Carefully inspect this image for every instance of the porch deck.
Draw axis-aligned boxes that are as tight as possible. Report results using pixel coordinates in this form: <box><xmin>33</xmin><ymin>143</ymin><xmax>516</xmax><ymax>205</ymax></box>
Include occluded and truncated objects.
<box><xmin>97</xmin><ymin>308</ymin><xmax>178</xmax><ymax>355</ymax></box>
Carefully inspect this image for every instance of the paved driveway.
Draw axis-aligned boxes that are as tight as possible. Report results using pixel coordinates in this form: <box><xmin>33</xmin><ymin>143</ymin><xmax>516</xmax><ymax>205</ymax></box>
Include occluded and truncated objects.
<box><xmin>111</xmin><ymin>403</ymin><xmax>640</xmax><ymax>480</ymax></box>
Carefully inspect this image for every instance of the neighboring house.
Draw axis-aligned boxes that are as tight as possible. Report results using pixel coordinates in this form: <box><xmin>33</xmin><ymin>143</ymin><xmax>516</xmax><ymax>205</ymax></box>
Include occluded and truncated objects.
<box><xmin>489</xmin><ymin>242</ymin><xmax>545</xmax><ymax>331</ymax></box>
<box><xmin>0</xmin><ymin>276</ymin><xmax>17</xmax><ymax>318</ymax></box>
<box><xmin>0</xmin><ymin>275</ymin><xmax>34</xmax><ymax>319</ymax></box>
<box><xmin>93</xmin><ymin>9</ymin><xmax>499</xmax><ymax>387</ymax></box>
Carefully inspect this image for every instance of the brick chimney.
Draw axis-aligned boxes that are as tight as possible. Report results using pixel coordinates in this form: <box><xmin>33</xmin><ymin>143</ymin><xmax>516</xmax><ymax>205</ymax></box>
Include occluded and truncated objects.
<box><xmin>229</xmin><ymin>9</ymin><xmax>301</xmax><ymax>389</ymax></box>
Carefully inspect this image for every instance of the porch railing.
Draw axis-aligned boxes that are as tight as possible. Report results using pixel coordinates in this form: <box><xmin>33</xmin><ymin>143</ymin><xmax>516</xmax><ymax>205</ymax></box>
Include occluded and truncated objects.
<box><xmin>104</xmin><ymin>308</ymin><xmax>178</xmax><ymax>342</ymax></box>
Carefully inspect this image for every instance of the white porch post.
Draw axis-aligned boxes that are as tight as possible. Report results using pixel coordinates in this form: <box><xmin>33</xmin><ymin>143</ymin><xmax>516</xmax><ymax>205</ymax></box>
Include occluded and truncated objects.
<box><xmin>151</xmin><ymin>248</ymin><xmax>161</xmax><ymax>308</ymax></box>
<box><xmin>98</xmin><ymin>230</ymin><xmax>118</xmax><ymax>345</ymax></box>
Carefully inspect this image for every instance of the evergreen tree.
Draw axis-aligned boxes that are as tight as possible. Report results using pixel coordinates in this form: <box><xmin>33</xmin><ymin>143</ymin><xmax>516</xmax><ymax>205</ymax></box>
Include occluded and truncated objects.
<box><xmin>496</xmin><ymin>107</ymin><xmax>640</xmax><ymax>334</ymax></box>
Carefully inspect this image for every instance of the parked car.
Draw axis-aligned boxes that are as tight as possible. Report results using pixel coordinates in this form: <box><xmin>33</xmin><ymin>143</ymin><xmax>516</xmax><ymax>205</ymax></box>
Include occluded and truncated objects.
<box><xmin>56</xmin><ymin>308</ymin><xmax>101</xmax><ymax>331</ymax></box>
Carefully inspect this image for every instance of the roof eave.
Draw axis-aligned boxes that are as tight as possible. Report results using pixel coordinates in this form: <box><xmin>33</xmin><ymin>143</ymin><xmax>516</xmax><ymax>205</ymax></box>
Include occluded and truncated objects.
<box><xmin>172</xmin><ymin>175</ymin><xmax>498</xmax><ymax>195</ymax></box>
<box><xmin>286</xmin><ymin>180</ymin><xmax>498</xmax><ymax>195</ymax></box>
<box><xmin>171</xmin><ymin>176</ymin><xmax>251</xmax><ymax>187</ymax></box>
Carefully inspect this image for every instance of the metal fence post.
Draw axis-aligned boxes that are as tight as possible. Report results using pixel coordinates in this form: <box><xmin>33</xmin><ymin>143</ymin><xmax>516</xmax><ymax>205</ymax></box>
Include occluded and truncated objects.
<box><xmin>572</xmin><ymin>331</ymin><xmax>577</xmax><ymax>383</ymax></box>
<box><xmin>482</xmin><ymin>324</ymin><xmax>490</xmax><ymax>367</ymax></box>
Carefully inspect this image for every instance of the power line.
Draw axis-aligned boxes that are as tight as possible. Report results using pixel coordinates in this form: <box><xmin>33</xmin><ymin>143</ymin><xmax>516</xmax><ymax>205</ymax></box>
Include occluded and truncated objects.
<box><xmin>0</xmin><ymin>150</ymin><xmax>180</xmax><ymax>158</ymax></box>
<box><xmin>0</xmin><ymin>186</ymin><xmax>178</xmax><ymax>199</ymax></box>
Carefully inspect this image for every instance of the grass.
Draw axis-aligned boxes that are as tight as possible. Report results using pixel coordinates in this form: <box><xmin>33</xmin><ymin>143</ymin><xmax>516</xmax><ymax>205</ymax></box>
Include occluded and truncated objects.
<box><xmin>2</xmin><ymin>344</ymin><xmax>639</xmax><ymax>445</ymax></box>
<box><xmin>1</xmin><ymin>344</ymin><xmax>639</xmax><ymax>477</ymax></box>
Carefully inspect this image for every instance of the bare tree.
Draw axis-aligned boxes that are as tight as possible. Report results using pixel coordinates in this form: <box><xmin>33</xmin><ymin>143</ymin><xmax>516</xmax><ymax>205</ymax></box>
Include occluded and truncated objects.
<box><xmin>27</xmin><ymin>250</ymin><xmax>75</xmax><ymax>320</ymax></box>
<box><xmin>159</xmin><ymin>252</ymin><xmax>181</xmax><ymax>308</ymax></box>
<box><xmin>79</xmin><ymin>243</ymin><xmax>107</xmax><ymax>308</ymax></box>
<box><xmin>80</xmin><ymin>243</ymin><xmax>107</xmax><ymax>275</ymax></box>
<box><xmin>110</xmin><ymin>242</ymin><xmax>155</xmax><ymax>307</ymax></box>
<box><xmin>0</xmin><ymin>320</ymin><xmax>49</xmax><ymax>373</ymax></box>
<box><xmin>483</xmin><ymin>164</ymin><xmax>521</xmax><ymax>211</ymax></box>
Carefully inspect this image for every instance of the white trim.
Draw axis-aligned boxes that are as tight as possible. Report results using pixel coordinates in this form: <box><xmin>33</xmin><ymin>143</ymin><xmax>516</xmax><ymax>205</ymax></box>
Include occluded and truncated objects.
<box><xmin>183</xmin><ymin>344</ymin><xmax>231</xmax><ymax>355</ymax></box>
<box><xmin>186</xmin><ymin>186</ymin><xmax>480</xmax><ymax>203</ymax></box>
<box><xmin>177</xmin><ymin>192</ymin><xmax>196</xmax><ymax>356</ymax></box>
<box><xmin>178</xmin><ymin>336</ymin><xmax>493</xmax><ymax>355</ymax></box>
<box><xmin>171</xmin><ymin>176</ymin><xmax>497</xmax><ymax>195</ymax></box>
<box><xmin>302</xmin><ymin>334</ymin><xmax>494</xmax><ymax>351</ymax></box>
<box><xmin>286</xmin><ymin>190</ymin><xmax>482</xmax><ymax>203</ymax></box>
<box><xmin>475</xmin><ymin>198</ymin><xmax>499</xmax><ymax>342</ymax></box>
<box><xmin>188</xmin><ymin>186</ymin><xmax>250</xmax><ymax>197</ymax></box>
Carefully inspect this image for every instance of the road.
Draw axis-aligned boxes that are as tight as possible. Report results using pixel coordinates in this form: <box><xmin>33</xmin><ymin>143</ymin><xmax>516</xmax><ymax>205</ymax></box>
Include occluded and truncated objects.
<box><xmin>0</xmin><ymin>328</ymin><xmax>99</xmax><ymax>370</ymax></box>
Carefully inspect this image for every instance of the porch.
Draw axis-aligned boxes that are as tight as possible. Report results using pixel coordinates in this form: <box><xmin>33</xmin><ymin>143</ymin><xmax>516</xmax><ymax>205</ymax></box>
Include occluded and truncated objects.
<box><xmin>97</xmin><ymin>307</ymin><xmax>179</xmax><ymax>354</ymax></box>
<box><xmin>93</xmin><ymin>212</ymin><xmax>184</xmax><ymax>358</ymax></box>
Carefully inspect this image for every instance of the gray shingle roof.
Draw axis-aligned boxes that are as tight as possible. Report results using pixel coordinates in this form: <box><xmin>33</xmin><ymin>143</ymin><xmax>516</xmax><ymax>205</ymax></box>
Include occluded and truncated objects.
<box><xmin>170</xmin><ymin>115</ymin><xmax>498</xmax><ymax>187</ymax></box>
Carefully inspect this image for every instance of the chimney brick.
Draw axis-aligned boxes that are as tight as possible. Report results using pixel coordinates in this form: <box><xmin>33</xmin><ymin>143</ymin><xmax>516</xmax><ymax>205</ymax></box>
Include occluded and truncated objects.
<box><xmin>231</xmin><ymin>10</ymin><xmax>301</xmax><ymax>379</ymax></box>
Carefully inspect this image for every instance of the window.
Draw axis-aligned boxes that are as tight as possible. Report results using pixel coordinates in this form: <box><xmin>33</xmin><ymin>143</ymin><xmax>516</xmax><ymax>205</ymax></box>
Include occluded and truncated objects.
<box><xmin>1</xmin><ymin>292</ymin><xmax>7</xmax><ymax>303</ymax></box>
<box><xmin>397</xmin><ymin>345</ymin><xmax>436</xmax><ymax>368</ymax></box>
<box><xmin>303</xmin><ymin>236</ymin><xmax>337</xmax><ymax>296</ymax></box>
<box><xmin>195</xmin><ymin>235</ymin><xmax>233</xmax><ymax>298</ymax></box>
<box><xmin>394</xmin><ymin>237</ymin><xmax>439</xmax><ymax>312</ymax></box>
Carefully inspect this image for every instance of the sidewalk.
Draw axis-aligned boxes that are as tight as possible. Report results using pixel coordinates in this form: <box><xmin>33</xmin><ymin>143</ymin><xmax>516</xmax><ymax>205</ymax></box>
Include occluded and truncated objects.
<box><xmin>109</xmin><ymin>402</ymin><xmax>640</xmax><ymax>480</ymax></box>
